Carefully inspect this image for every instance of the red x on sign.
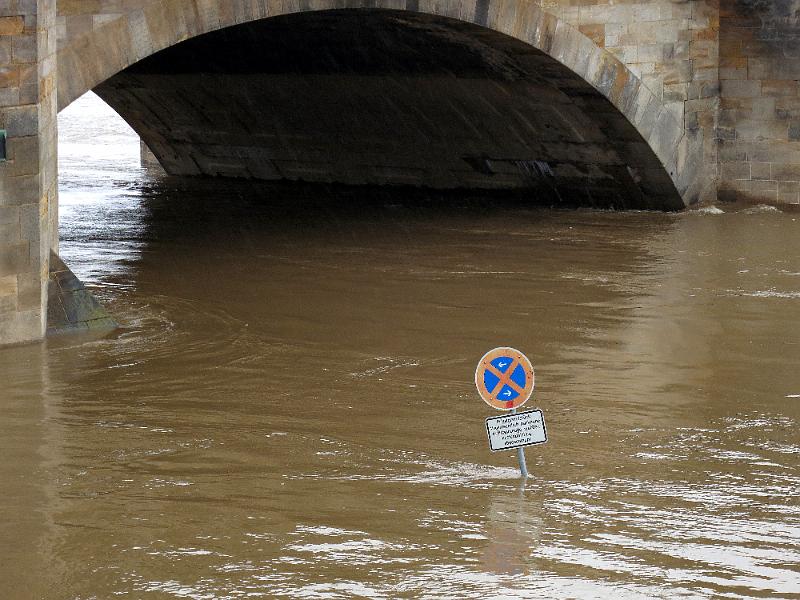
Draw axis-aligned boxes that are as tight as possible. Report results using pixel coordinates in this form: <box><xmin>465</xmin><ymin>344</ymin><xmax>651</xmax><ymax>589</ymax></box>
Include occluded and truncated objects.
<box><xmin>475</xmin><ymin>347</ymin><xmax>535</xmax><ymax>410</ymax></box>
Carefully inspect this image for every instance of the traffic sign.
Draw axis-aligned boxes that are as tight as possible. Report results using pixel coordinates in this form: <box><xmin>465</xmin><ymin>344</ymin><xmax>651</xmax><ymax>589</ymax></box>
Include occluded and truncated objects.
<box><xmin>475</xmin><ymin>347</ymin><xmax>534</xmax><ymax>410</ymax></box>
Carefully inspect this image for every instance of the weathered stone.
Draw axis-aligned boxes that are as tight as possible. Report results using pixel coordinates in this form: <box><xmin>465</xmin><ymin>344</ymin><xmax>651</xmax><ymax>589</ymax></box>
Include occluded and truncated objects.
<box><xmin>721</xmin><ymin>79</ymin><xmax>761</xmax><ymax>98</ymax></box>
<box><xmin>0</xmin><ymin>242</ymin><xmax>29</xmax><ymax>276</ymax></box>
<box><xmin>751</xmin><ymin>162</ymin><xmax>771</xmax><ymax>180</ymax></box>
<box><xmin>770</xmin><ymin>163</ymin><xmax>800</xmax><ymax>182</ymax></box>
<box><xmin>785</xmin><ymin>124</ymin><xmax>800</xmax><ymax>145</ymax></box>
<box><xmin>720</xmin><ymin>161</ymin><xmax>750</xmax><ymax>181</ymax></box>
<box><xmin>0</xmin><ymin>0</ymin><xmax>55</xmax><ymax>345</ymax></box>
<box><xmin>0</xmin><ymin>15</ymin><xmax>24</xmax><ymax>36</ymax></box>
<box><xmin>762</xmin><ymin>80</ymin><xmax>799</xmax><ymax>97</ymax></box>
<box><xmin>11</xmin><ymin>33</ymin><xmax>37</xmax><ymax>63</ymax></box>
<box><xmin>46</xmin><ymin>252</ymin><xmax>116</xmax><ymax>335</ymax></box>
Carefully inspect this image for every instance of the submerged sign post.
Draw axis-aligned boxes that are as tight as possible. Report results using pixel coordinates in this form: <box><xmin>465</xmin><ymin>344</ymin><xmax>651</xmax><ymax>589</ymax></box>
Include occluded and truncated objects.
<box><xmin>475</xmin><ymin>347</ymin><xmax>546</xmax><ymax>478</ymax></box>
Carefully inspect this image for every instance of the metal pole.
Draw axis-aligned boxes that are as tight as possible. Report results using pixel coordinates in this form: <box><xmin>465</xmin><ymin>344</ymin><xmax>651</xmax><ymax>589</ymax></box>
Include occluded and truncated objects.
<box><xmin>511</xmin><ymin>408</ymin><xmax>529</xmax><ymax>478</ymax></box>
<box><xmin>517</xmin><ymin>446</ymin><xmax>529</xmax><ymax>478</ymax></box>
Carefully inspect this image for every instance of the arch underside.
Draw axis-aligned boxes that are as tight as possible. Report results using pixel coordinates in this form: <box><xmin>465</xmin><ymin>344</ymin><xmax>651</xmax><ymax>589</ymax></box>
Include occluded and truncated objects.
<box><xmin>92</xmin><ymin>10</ymin><xmax>684</xmax><ymax>210</ymax></box>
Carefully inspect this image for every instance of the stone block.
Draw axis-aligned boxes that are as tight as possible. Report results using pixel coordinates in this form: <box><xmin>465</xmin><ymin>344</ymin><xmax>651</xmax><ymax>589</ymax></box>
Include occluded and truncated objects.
<box><xmin>663</xmin><ymin>82</ymin><xmax>688</xmax><ymax>102</ymax></box>
<box><xmin>7</xmin><ymin>135</ymin><xmax>38</xmax><ymax>175</ymax></box>
<box><xmin>715</xmin><ymin>126</ymin><xmax>736</xmax><ymax>141</ymax></box>
<box><xmin>718</xmin><ymin>142</ymin><xmax>747</xmax><ymax>162</ymax></box>
<box><xmin>16</xmin><ymin>269</ymin><xmax>41</xmax><ymax>310</ymax></box>
<box><xmin>720</xmin><ymin>96</ymin><xmax>753</xmax><ymax>110</ymax></box>
<box><xmin>749</xmin><ymin>57</ymin><xmax>800</xmax><ymax>81</ymax></box>
<box><xmin>734</xmin><ymin>120</ymin><xmax>788</xmax><ymax>142</ymax></box>
<box><xmin>607</xmin><ymin>45</ymin><xmax>637</xmax><ymax>64</ymax></box>
<box><xmin>0</xmin><ymin>65</ymin><xmax>19</xmax><ymax>88</ymax></box>
<box><xmin>721</xmin><ymin>161</ymin><xmax>750</xmax><ymax>180</ymax></box>
<box><xmin>0</xmin><ymin>241</ymin><xmax>29</xmax><ymax>276</ymax></box>
<box><xmin>692</xmin><ymin>27</ymin><xmax>717</xmax><ymax>42</ymax></box>
<box><xmin>749</xmin><ymin>142</ymin><xmax>800</xmax><ymax>164</ymax></box>
<box><xmin>18</xmin><ymin>200</ymin><xmax>41</xmax><ymax>241</ymax></box>
<box><xmin>578</xmin><ymin>23</ymin><xmax>606</xmax><ymax>48</ymax></box>
<box><xmin>0</xmin><ymin>220</ymin><xmax>18</xmax><ymax>241</ymax></box>
<box><xmin>692</xmin><ymin>66</ymin><xmax>718</xmax><ymax>82</ymax></box>
<box><xmin>2</xmin><ymin>174</ymin><xmax>38</xmax><ymax>205</ymax></box>
<box><xmin>688</xmin><ymin>80</ymin><xmax>719</xmax><ymax>100</ymax></box>
<box><xmin>0</xmin><ymin>85</ymin><xmax>19</xmax><ymax>106</ymax></box>
<box><xmin>750</xmin><ymin>180</ymin><xmax>777</xmax><ymax>196</ymax></box>
<box><xmin>11</xmin><ymin>33</ymin><xmax>36</xmax><ymax>64</ymax></box>
<box><xmin>751</xmin><ymin>162</ymin><xmax>771</xmax><ymax>180</ymax></box>
<box><xmin>685</xmin><ymin>110</ymin><xmax>700</xmax><ymax>133</ymax></box>
<box><xmin>603</xmin><ymin>23</ymin><xmax>625</xmax><ymax>47</ymax></box>
<box><xmin>0</xmin><ymin>36</ymin><xmax>10</xmax><ymax>63</ymax></box>
<box><xmin>778</xmin><ymin>181</ymin><xmax>800</xmax><ymax>194</ymax></box>
<box><xmin>664</xmin><ymin>100</ymin><xmax>683</xmax><ymax>125</ymax></box>
<box><xmin>0</xmin><ymin>291</ymin><xmax>17</xmax><ymax>315</ymax></box>
<box><xmin>0</xmin><ymin>273</ymin><xmax>16</xmax><ymax>297</ymax></box>
<box><xmin>649</xmin><ymin>108</ymin><xmax>681</xmax><ymax>166</ymax></box>
<box><xmin>0</xmin><ymin>16</ymin><xmax>23</xmax><ymax>36</ymax></box>
<box><xmin>637</xmin><ymin>43</ymin><xmax>666</xmax><ymax>64</ymax></box>
<box><xmin>777</xmin><ymin>189</ymin><xmax>800</xmax><ymax>203</ymax></box>
<box><xmin>771</xmin><ymin>163</ymin><xmax>800</xmax><ymax>182</ymax></box>
<box><xmin>0</xmin><ymin>204</ymin><xmax>18</xmax><ymax>223</ymax></box>
<box><xmin>0</xmin><ymin>307</ymin><xmax>43</xmax><ymax>343</ymax></box>
<box><xmin>65</xmin><ymin>14</ymin><xmax>93</xmax><ymax>39</ymax></box>
<box><xmin>721</xmin><ymin>79</ymin><xmax>761</xmax><ymax>98</ymax></box>
<box><xmin>776</xmin><ymin>96</ymin><xmax>800</xmax><ymax>118</ymax></box>
<box><xmin>751</xmin><ymin>98</ymin><xmax>776</xmax><ymax>121</ymax></box>
<box><xmin>661</xmin><ymin>60</ymin><xmax>693</xmax><ymax>85</ymax></box>
<box><xmin>762</xmin><ymin>80</ymin><xmax>799</xmax><ymax>97</ymax></box>
<box><xmin>720</xmin><ymin>57</ymin><xmax>746</xmax><ymax>79</ymax></box>
<box><xmin>633</xmin><ymin>4</ymin><xmax>661</xmax><ymax>22</ymax></box>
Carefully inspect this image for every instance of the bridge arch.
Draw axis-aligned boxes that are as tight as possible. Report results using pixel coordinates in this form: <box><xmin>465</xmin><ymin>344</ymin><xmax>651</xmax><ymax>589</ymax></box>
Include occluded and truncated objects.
<box><xmin>57</xmin><ymin>1</ymin><xmax>697</xmax><ymax>209</ymax></box>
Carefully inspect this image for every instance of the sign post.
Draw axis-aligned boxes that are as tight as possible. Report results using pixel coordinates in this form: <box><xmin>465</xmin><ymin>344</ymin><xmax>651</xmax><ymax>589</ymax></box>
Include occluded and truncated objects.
<box><xmin>512</xmin><ymin>409</ymin><xmax>529</xmax><ymax>478</ymax></box>
<box><xmin>475</xmin><ymin>347</ymin><xmax>546</xmax><ymax>478</ymax></box>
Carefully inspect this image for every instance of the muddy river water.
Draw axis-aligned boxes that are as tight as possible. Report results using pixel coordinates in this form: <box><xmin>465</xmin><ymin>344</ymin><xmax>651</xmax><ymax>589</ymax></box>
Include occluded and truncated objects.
<box><xmin>1</xmin><ymin>93</ymin><xmax>799</xmax><ymax>599</ymax></box>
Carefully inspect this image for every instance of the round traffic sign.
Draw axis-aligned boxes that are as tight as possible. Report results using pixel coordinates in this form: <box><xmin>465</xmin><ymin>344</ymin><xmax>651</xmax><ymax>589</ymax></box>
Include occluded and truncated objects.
<box><xmin>475</xmin><ymin>347</ymin><xmax>535</xmax><ymax>410</ymax></box>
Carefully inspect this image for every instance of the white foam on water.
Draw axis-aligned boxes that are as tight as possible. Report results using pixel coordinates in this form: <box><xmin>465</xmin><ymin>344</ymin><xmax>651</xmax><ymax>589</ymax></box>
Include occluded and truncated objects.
<box><xmin>742</xmin><ymin>204</ymin><xmax>781</xmax><ymax>214</ymax></box>
<box><xmin>692</xmin><ymin>206</ymin><xmax>725</xmax><ymax>215</ymax></box>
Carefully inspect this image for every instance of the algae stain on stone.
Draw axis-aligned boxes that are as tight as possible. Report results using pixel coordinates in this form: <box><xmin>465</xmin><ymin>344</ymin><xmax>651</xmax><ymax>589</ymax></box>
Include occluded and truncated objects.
<box><xmin>46</xmin><ymin>252</ymin><xmax>117</xmax><ymax>337</ymax></box>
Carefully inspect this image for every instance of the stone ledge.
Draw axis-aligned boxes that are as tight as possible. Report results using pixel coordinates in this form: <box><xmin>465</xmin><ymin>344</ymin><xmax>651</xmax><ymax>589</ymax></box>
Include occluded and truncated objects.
<box><xmin>46</xmin><ymin>251</ymin><xmax>117</xmax><ymax>336</ymax></box>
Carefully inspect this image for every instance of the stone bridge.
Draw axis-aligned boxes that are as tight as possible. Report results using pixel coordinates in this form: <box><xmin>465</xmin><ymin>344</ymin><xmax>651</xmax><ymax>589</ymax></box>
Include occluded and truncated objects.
<box><xmin>0</xmin><ymin>0</ymin><xmax>797</xmax><ymax>345</ymax></box>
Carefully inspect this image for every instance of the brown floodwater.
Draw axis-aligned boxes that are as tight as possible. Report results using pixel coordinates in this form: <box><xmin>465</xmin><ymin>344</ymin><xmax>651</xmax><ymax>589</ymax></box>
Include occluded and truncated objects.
<box><xmin>1</xmin><ymin>93</ymin><xmax>799</xmax><ymax>599</ymax></box>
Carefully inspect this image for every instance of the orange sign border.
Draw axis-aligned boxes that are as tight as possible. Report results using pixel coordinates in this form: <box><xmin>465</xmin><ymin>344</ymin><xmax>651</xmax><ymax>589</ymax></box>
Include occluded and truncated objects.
<box><xmin>475</xmin><ymin>347</ymin><xmax>535</xmax><ymax>410</ymax></box>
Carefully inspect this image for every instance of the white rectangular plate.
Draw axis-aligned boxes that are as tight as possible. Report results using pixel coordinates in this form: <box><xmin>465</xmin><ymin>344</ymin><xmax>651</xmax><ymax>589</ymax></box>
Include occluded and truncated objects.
<box><xmin>486</xmin><ymin>409</ymin><xmax>547</xmax><ymax>452</ymax></box>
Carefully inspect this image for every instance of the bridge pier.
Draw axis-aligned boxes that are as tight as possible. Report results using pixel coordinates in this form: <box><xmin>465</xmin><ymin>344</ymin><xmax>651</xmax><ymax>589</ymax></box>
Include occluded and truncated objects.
<box><xmin>0</xmin><ymin>0</ymin><xmax>57</xmax><ymax>345</ymax></box>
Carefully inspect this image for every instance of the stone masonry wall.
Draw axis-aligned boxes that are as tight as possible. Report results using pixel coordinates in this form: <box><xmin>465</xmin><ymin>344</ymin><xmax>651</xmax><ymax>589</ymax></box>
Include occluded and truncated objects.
<box><xmin>534</xmin><ymin>0</ymin><xmax>721</xmax><ymax>204</ymax></box>
<box><xmin>0</xmin><ymin>0</ymin><xmax>57</xmax><ymax>345</ymax></box>
<box><xmin>719</xmin><ymin>0</ymin><xmax>800</xmax><ymax>205</ymax></box>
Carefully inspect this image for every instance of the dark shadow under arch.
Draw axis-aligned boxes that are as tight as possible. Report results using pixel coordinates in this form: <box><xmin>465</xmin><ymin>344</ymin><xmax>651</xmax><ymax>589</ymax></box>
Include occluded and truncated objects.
<box><xmin>93</xmin><ymin>9</ymin><xmax>684</xmax><ymax>210</ymax></box>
